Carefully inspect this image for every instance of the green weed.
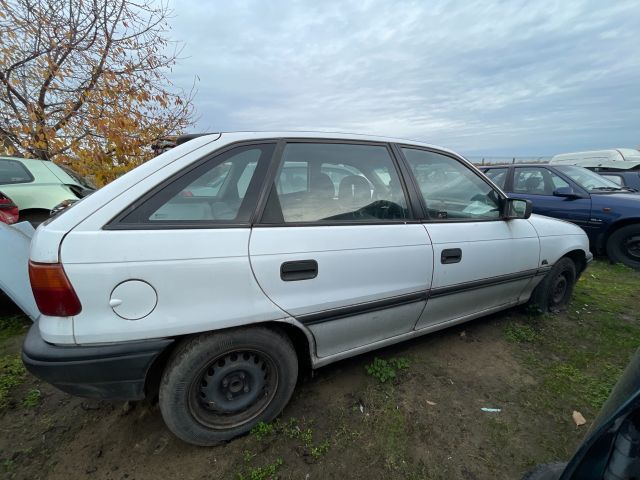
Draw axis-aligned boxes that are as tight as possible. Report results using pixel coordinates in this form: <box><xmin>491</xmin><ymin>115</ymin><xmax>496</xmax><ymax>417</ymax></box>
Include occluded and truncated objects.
<box><xmin>0</xmin><ymin>315</ymin><xmax>29</xmax><ymax>341</ymax></box>
<box><xmin>237</xmin><ymin>458</ymin><xmax>283</xmax><ymax>480</ymax></box>
<box><xmin>0</xmin><ymin>355</ymin><xmax>26</xmax><ymax>408</ymax></box>
<box><xmin>366</xmin><ymin>357</ymin><xmax>411</xmax><ymax>383</ymax></box>
<box><xmin>22</xmin><ymin>388</ymin><xmax>41</xmax><ymax>408</ymax></box>
<box><xmin>504</xmin><ymin>322</ymin><xmax>540</xmax><ymax>343</ymax></box>
<box><xmin>250</xmin><ymin>421</ymin><xmax>273</xmax><ymax>440</ymax></box>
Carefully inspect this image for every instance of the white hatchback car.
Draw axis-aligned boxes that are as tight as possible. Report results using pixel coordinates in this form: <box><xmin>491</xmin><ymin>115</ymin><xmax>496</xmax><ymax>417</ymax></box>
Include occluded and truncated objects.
<box><xmin>20</xmin><ymin>132</ymin><xmax>591</xmax><ymax>445</ymax></box>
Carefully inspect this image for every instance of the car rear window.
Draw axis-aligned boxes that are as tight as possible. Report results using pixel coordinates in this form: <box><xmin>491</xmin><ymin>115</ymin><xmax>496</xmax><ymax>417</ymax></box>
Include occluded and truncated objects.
<box><xmin>0</xmin><ymin>159</ymin><xmax>34</xmax><ymax>184</ymax></box>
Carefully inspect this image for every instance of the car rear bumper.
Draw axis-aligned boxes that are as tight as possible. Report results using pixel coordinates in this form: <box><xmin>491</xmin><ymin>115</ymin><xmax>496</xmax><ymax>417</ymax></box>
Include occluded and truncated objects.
<box><xmin>22</xmin><ymin>320</ymin><xmax>173</xmax><ymax>400</ymax></box>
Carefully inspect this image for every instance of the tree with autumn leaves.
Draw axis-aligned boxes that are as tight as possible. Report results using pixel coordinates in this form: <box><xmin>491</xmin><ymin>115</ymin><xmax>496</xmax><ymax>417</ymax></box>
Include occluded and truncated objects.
<box><xmin>0</xmin><ymin>0</ymin><xmax>195</xmax><ymax>185</ymax></box>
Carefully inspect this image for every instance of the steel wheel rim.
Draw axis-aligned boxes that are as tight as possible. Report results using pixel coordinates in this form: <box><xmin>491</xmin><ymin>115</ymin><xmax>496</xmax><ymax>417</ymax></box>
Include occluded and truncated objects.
<box><xmin>188</xmin><ymin>349</ymin><xmax>278</xmax><ymax>430</ymax></box>
<box><xmin>623</xmin><ymin>235</ymin><xmax>640</xmax><ymax>260</ymax></box>
<box><xmin>551</xmin><ymin>273</ymin><xmax>568</xmax><ymax>305</ymax></box>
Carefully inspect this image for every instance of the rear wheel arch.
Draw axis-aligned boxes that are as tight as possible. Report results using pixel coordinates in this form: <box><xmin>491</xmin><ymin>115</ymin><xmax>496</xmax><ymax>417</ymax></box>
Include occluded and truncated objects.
<box><xmin>158</xmin><ymin>325</ymin><xmax>299</xmax><ymax>445</ymax></box>
<box><xmin>144</xmin><ymin>320</ymin><xmax>314</xmax><ymax>398</ymax></box>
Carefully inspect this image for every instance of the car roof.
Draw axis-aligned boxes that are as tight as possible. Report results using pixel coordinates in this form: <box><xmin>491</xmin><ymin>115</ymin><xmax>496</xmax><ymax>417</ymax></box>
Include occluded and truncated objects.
<box><xmin>189</xmin><ymin>131</ymin><xmax>460</xmax><ymax>156</ymax></box>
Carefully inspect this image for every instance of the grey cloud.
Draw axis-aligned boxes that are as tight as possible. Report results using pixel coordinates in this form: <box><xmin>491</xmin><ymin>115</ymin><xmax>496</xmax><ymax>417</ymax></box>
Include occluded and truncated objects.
<box><xmin>166</xmin><ymin>0</ymin><xmax>640</xmax><ymax>155</ymax></box>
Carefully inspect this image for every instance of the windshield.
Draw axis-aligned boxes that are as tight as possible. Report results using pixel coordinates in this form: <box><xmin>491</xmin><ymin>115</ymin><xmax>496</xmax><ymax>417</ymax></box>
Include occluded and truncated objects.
<box><xmin>57</xmin><ymin>164</ymin><xmax>96</xmax><ymax>190</ymax></box>
<box><xmin>555</xmin><ymin>165</ymin><xmax>628</xmax><ymax>192</ymax></box>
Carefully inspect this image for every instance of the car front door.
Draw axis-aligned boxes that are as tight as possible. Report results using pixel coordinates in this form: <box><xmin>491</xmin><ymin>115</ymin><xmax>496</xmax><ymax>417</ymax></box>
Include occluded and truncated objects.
<box><xmin>249</xmin><ymin>141</ymin><xmax>434</xmax><ymax>358</ymax></box>
<box><xmin>397</xmin><ymin>147</ymin><xmax>541</xmax><ymax>329</ymax></box>
<box><xmin>509</xmin><ymin>166</ymin><xmax>592</xmax><ymax>232</ymax></box>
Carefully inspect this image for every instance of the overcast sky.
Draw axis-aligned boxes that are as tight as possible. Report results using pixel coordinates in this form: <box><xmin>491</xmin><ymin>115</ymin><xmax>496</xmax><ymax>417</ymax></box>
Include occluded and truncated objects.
<box><xmin>166</xmin><ymin>0</ymin><xmax>640</xmax><ymax>156</ymax></box>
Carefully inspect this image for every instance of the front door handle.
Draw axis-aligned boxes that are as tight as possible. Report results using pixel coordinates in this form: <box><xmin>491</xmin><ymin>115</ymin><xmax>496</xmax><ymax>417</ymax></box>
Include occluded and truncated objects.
<box><xmin>441</xmin><ymin>248</ymin><xmax>462</xmax><ymax>264</ymax></box>
<box><xmin>281</xmin><ymin>260</ymin><xmax>318</xmax><ymax>281</ymax></box>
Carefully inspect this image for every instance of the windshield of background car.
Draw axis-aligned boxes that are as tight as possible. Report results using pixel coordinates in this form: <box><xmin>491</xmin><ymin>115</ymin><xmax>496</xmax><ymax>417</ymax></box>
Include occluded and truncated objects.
<box><xmin>0</xmin><ymin>159</ymin><xmax>34</xmax><ymax>184</ymax></box>
<box><xmin>555</xmin><ymin>165</ymin><xmax>624</xmax><ymax>192</ymax></box>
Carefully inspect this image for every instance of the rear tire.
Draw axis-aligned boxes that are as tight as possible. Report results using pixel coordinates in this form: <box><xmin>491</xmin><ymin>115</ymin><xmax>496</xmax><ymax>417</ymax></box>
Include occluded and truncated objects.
<box><xmin>159</xmin><ymin>327</ymin><xmax>298</xmax><ymax>446</ymax></box>
<box><xmin>606</xmin><ymin>224</ymin><xmax>640</xmax><ymax>269</ymax></box>
<box><xmin>528</xmin><ymin>257</ymin><xmax>576</xmax><ymax>313</ymax></box>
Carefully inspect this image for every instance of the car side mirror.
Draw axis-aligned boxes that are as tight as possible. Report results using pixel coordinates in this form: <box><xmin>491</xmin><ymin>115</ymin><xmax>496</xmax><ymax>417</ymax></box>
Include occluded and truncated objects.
<box><xmin>553</xmin><ymin>187</ymin><xmax>581</xmax><ymax>198</ymax></box>
<box><xmin>503</xmin><ymin>198</ymin><xmax>532</xmax><ymax>220</ymax></box>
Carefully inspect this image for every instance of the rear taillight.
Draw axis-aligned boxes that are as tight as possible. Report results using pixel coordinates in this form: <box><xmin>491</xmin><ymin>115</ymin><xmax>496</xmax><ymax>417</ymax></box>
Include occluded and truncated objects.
<box><xmin>28</xmin><ymin>261</ymin><xmax>82</xmax><ymax>316</ymax></box>
<box><xmin>0</xmin><ymin>193</ymin><xmax>19</xmax><ymax>224</ymax></box>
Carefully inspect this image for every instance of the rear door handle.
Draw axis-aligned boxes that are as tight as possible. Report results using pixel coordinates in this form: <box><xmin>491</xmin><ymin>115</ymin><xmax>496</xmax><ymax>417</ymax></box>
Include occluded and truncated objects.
<box><xmin>280</xmin><ymin>260</ymin><xmax>318</xmax><ymax>281</ymax></box>
<box><xmin>441</xmin><ymin>248</ymin><xmax>462</xmax><ymax>264</ymax></box>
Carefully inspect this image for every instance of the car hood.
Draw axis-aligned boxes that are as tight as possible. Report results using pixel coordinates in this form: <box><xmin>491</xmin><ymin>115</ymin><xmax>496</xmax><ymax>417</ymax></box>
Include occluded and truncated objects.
<box><xmin>591</xmin><ymin>191</ymin><xmax>640</xmax><ymax>206</ymax></box>
<box><xmin>0</xmin><ymin>221</ymin><xmax>38</xmax><ymax>320</ymax></box>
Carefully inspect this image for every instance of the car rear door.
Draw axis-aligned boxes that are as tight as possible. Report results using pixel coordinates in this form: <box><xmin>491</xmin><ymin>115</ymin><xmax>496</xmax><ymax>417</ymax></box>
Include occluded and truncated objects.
<box><xmin>397</xmin><ymin>147</ymin><xmax>541</xmax><ymax>329</ymax></box>
<box><xmin>61</xmin><ymin>141</ymin><xmax>290</xmax><ymax>344</ymax></box>
<box><xmin>249</xmin><ymin>140</ymin><xmax>433</xmax><ymax>358</ymax></box>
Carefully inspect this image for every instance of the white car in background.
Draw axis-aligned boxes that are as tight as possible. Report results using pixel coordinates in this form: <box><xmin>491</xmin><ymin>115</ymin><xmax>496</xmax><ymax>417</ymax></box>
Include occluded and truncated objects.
<box><xmin>11</xmin><ymin>132</ymin><xmax>591</xmax><ymax>446</ymax></box>
<box><xmin>0</xmin><ymin>156</ymin><xmax>95</xmax><ymax>225</ymax></box>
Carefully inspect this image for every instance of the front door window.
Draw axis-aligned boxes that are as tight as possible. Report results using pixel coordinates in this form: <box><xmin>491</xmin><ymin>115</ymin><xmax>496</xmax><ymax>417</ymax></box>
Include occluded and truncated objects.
<box><xmin>402</xmin><ymin>148</ymin><xmax>501</xmax><ymax>220</ymax></box>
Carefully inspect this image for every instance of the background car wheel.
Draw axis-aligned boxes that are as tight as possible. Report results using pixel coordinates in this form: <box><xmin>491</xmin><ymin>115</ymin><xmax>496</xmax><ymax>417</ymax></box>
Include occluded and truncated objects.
<box><xmin>606</xmin><ymin>224</ymin><xmax>640</xmax><ymax>269</ymax></box>
<box><xmin>521</xmin><ymin>462</ymin><xmax>567</xmax><ymax>480</ymax></box>
<box><xmin>529</xmin><ymin>257</ymin><xmax>576</xmax><ymax>313</ymax></box>
<box><xmin>159</xmin><ymin>327</ymin><xmax>298</xmax><ymax>446</ymax></box>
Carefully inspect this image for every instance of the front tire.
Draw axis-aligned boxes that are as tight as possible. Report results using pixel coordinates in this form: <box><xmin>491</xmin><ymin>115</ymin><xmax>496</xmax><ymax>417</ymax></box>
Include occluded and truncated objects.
<box><xmin>528</xmin><ymin>257</ymin><xmax>576</xmax><ymax>313</ymax></box>
<box><xmin>159</xmin><ymin>327</ymin><xmax>298</xmax><ymax>446</ymax></box>
<box><xmin>606</xmin><ymin>224</ymin><xmax>640</xmax><ymax>269</ymax></box>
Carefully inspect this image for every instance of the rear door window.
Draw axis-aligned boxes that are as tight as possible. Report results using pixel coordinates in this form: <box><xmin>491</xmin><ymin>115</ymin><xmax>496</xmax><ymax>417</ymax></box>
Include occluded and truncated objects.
<box><xmin>261</xmin><ymin>142</ymin><xmax>409</xmax><ymax>223</ymax></box>
<box><xmin>0</xmin><ymin>159</ymin><xmax>33</xmax><ymax>184</ymax></box>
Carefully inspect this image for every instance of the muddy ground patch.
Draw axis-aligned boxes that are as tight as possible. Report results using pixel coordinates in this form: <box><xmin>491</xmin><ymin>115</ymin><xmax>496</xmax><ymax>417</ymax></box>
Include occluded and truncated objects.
<box><xmin>1</xmin><ymin>260</ymin><xmax>638</xmax><ymax>479</ymax></box>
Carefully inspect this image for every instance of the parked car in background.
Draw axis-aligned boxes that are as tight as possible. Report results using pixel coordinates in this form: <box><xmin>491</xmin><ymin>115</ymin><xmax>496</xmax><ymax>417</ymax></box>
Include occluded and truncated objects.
<box><xmin>18</xmin><ymin>132</ymin><xmax>591</xmax><ymax>446</ymax></box>
<box><xmin>550</xmin><ymin>148</ymin><xmax>640</xmax><ymax>165</ymax></box>
<box><xmin>548</xmin><ymin>149</ymin><xmax>640</xmax><ymax>191</ymax></box>
<box><xmin>0</xmin><ymin>156</ymin><xmax>95</xmax><ymax>225</ymax></box>
<box><xmin>482</xmin><ymin>164</ymin><xmax>640</xmax><ymax>269</ymax></box>
<box><xmin>588</xmin><ymin>167</ymin><xmax>640</xmax><ymax>191</ymax></box>
<box><xmin>0</xmin><ymin>191</ymin><xmax>19</xmax><ymax>224</ymax></box>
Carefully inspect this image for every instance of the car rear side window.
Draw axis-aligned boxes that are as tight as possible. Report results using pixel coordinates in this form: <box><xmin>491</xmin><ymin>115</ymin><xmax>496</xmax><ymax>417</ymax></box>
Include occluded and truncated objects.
<box><xmin>261</xmin><ymin>143</ymin><xmax>409</xmax><ymax>223</ymax></box>
<box><xmin>0</xmin><ymin>159</ymin><xmax>34</xmax><ymax>184</ymax></box>
<box><xmin>113</xmin><ymin>143</ymin><xmax>275</xmax><ymax>227</ymax></box>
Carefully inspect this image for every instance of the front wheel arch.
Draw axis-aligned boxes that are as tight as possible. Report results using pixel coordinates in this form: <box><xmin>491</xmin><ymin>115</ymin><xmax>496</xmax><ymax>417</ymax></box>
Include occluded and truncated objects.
<box><xmin>605</xmin><ymin>222</ymin><xmax>640</xmax><ymax>269</ymax></box>
<box><xmin>528</xmin><ymin>256</ymin><xmax>577</xmax><ymax>313</ymax></box>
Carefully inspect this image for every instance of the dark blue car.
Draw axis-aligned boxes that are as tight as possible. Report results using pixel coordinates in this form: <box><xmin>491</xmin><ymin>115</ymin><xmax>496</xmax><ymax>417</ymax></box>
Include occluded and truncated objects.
<box><xmin>481</xmin><ymin>164</ymin><xmax>640</xmax><ymax>269</ymax></box>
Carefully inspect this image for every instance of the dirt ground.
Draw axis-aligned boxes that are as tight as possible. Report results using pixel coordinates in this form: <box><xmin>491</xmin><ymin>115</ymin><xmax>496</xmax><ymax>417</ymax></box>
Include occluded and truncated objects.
<box><xmin>1</xmin><ymin>260</ymin><xmax>638</xmax><ymax>480</ymax></box>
